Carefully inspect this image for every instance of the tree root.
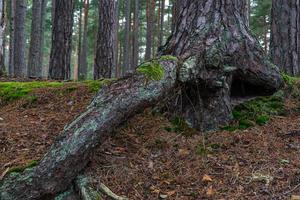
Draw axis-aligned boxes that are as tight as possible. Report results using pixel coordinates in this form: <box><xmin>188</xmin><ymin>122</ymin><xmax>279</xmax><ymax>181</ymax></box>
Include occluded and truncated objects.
<box><xmin>75</xmin><ymin>175</ymin><xmax>128</xmax><ymax>200</ymax></box>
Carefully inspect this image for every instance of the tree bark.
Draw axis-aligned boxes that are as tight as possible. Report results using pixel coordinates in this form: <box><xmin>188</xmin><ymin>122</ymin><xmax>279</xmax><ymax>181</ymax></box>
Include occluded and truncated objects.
<box><xmin>123</xmin><ymin>0</ymin><xmax>131</xmax><ymax>75</ymax></box>
<box><xmin>132</xmin><ymin>0</ymin><xmax>139</xmax><ymax>71</ymax></box>
<box><xmin>145</xmin><ymin>0</ymin><xmax>155</xmax><ymax>61</ymax></box>
<box><xmin>161</xmin><ymin>0</ymin><xmax>282</xmax><ymax>130</ymax></box>
<box><xmin>94</xmin><ymin>0</ymin><xmax>117</xmax><ymax>79</ymax></box>
<box><xmin>13</xmin><ymin>0</ymin><xmax>26</xmax><ymax>77</ymax></box>
<box><xmin>28</xmin><ymin>0</ymin><xmax>43</xmax><ymax>78</ymax></box>
<box><xmin>76</xmin><ymin>0</ymin><xmax>83</xmax><ymax>81</ymax></box>
<box><xmin>270</xmin><ymin>0</ymin><xmax>300</xmax><ymax>76</ymax></box>
<box><xmin>8</xmin><ymin>0</ymin><xmax>15</xmax><ymax>76</ymax></box>
<box><xmin>49</xmin><ymin>0</ymin><xmax>75</xmax><ymax>80</ymax></box>
<box><xmin>79</xmin><ymin>0</ymin><xmax>89</xmax><ymax>80</ymax></box>
<box><xmin>158</xmin><ymin>0</ymin><xmax>165</xmax><ymax>47</ymax></box>
<box><xmin>0</xmin><ymin>0</ymin><xmax>283</xmax><ymax>199</ymax></box>
<box><xmin>0</xmin><ymin>0</ymin><xmax>5</xmax><ymax>75</ymax></box>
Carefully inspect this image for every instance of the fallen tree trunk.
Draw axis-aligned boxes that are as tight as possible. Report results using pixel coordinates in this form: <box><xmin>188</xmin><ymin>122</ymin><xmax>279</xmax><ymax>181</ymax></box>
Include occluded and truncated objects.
<box><xmin>0</xmin><ymin>59</ymin><xmax>178</xmax><ymax>199</ymax></box>
<box><xmin>0</xmin><ymin>0</ymin><xmax>283</xmax><ymax>199</ymax></box>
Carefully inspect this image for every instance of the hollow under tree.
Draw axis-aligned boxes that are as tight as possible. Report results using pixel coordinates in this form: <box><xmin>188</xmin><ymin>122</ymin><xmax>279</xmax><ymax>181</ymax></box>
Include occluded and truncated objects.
<box><xmin>0</xmin><ymin>0</ymin><xmax>283</xmax><ymax>199</ymax></box>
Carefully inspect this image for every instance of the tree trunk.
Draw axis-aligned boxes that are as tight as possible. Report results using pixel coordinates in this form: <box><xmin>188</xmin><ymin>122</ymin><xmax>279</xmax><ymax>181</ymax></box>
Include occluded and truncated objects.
<box><xmin>49</xmin><ymin>0</ymin><xmax>75</xmax><ymax>80</ymax></box>
<box><xmin>0</xmin><ymin>0</ymin><xmax>283</xmax><ymax>199</ymax></box>
<box><xmin>270</xmin><ymin>0</ymin><xmax>300</xmax><ymax>76</ymax></box>
<box><xmin>8</xmin><ymin>0</ymin><xmax>15</xmax><ymax>76</ymax></box>
<box><xmin>94</xmin><ymin>0</ymin><xmax>117</xmax><ymax>79</ymax></box>
<box><xmin>13</xmin><ymin>0</ymin><xmax>26</xmax><ymax>77</ymax></box>
<box><xmin>158</xmin><ymin>0</ymin><xmax>165</xmax><ymax>47</ymax></box>
<box><xmin>132</xmin><ymin>0</ymin><xmax>139</xmax><ymax>71</ymax></box>
<box><xmin>79</xmin><ymin>0</ymin><xmax>89</xmax><ymax>80</ymax></box>
<box><xmin>0</xmin><ymin>0</ymin><xmax>5</xmax><ymax>75</ymax></box>
<box><xmin>122</xmin><ymin>0</ymin><xmax>131</xmax><ymax>75</ymax></box>
<box><xmin>145</xmin><ymin>0</ymin><xmax>155</xmax><ymax>61</ymax></box>
<box><xmin>40</xmin><ymin>0</ymin><xmax>47</xmax><ymax>77</ymax></box>
<box><xmin>28</xmin><ymin>0</ymin><xmax>43</xmax><ymax>78</ymax></box>
<box><xmin>76</xmin><ymin>0</ymin><xmax>83</xmax><ymax>81</ymax></box>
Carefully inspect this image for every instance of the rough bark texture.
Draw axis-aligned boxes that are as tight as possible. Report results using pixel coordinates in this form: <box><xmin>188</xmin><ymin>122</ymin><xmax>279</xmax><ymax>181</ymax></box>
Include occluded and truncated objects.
<box><xmin>94</xmin><ymin>0</ymin><xmax>117</xmax><ymax>79</ymax></box>
<box><xmin>79</xmin><ymin>0</ymin><xmax>89</xmax><ymax>80</ymax></box>
<box><xmin>160</xmin><ymin>0</ymin><xmax>282</xmax><ymax>130</ymax></box>
<box><xmin>28</xmin><ymin>0</ymin><xmax>43</xmax><ymax>78</ymax></box>
<box><xmin>270</xmin><ymin>0</ymin><xmax>300</xmax><ymax>76</ymax></box>
<box><xmin>0</xmin><ymin>59</ymin><xmax>178</xmax><ymax>200</ymax></box>
<box><xmin>0</xmin><ymin>0</ymin><xmax>5</xmax><ymax>75</ymax></box>
<box><xmin>145</xmin><ymin>0</ymin><xmax>155</xmax><ymax>60</ymax></box>
<box><xmin>49</xmin><ymin>0</ymin><xmax>74</xmax><ymax>80</ymax></box>
<box><xmin>0</xmin><ymin>0</ymin><xmax>283</xmax><ymax>199</ymax></box>
<box><xmin>132</xmin><ymin>0</ymin><xmax>139</xmax><ymax>71</ymax></box>
<box><xmin>123</xmin><ymin>0</ymin><xmax>131</xmax><ymax>75</ymax></box>
<box><xmin>8</xmin><ymin>0</ymin><xmax>15</xmax><ymax>76</ymax></box>
<box><xmin>13</xmin><ymin>0</ymin><xmax>26</xmax><ymax>77</ymax></box>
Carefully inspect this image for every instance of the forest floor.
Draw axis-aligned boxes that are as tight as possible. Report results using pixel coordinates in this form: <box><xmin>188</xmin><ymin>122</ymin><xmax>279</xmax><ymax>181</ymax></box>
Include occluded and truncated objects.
<box><xmin>0</xmin><ymin>79</ymin><xmax>300</xmax><ymax>200</ymax></box>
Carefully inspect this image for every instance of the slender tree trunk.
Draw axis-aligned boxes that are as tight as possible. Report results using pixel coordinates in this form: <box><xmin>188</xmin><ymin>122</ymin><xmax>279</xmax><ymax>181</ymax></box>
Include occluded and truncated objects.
<box><xmin>0</xmin><ymin>1</ymin><xmax>283</xmax><ymax>199</ymax></box>
<box><xmin>0</xmin><ymin>0</ymin><xmax>5</xmax><ymax>75</ymax></box>
<box><xmin>13</xmin><ymin>0</ymin><xmax>26</xmax><ymax>77</ymax></box>
<box><xmin>132</xmin><ymin>0</ymin><xmax>139</xmax><ymax>70</ymax></box>
<box><xmin>145</xmin><ymin>0</ymin><xmax>155</xmax><ymax>60</ymax></box>
<box><xmin>270</xmin><ymin>0</ymin><xmax>300</xmax><ymax>76</ymax></box>
<box><xmin>115</xmin><ymin>0</ymin><xmax>120</xmax><ymax>78</ymax></box>
<box><xmin>94</xmin><ymin>0</ymin><xmax>117</xmax><ymax>79</ymax></box>
<box><xmin>8</xmin><ymin>0</ymin><xmax>14</xmax><ymax>76</ymax></box>
<box><xmin>40</xmin><ymin>0</ymin><xmax>47</xmax><ymax>77</ymax></box>
<box><xmin>76</xmin><ymin>0</ymin><xmax>83</xmax><ymax>81</ymax></box>
<box><xmin>158</xmin><ymin>0</ymin><xmax>165</xmax><ymax>47</ymax></box>
<box><xmin>28</xmin><ymin>0</ymin><xmax>43</xmax><ymax>78</ymax></box>
<box><xmin>79</xmin><ymin>0</ymin><xmax>89</xmax><ymax>80</ymax></box>
<box><xmin>49</xmin><ymin>0</ymin><xmax>75</xmax><ymax>80</ymax></box>
<box><xmin>123</xmin><ymin>0</ymin><xmax>131</xmax><ymax>75</ymax></box>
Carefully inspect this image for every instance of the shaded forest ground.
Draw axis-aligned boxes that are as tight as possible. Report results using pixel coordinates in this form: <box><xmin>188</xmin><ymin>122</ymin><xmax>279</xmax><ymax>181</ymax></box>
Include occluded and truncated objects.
<box><xmin>0</xmin><ymin>79</ymin><xmax>300</xmax><ymax>199</ymax></box>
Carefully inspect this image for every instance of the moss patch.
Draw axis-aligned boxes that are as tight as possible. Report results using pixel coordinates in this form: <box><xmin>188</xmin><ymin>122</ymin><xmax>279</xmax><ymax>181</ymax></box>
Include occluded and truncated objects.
<box><xmin>0</xmin><ymin>80</ymin><xmax>112</xmax><ymax>105</ymax></box>
<box><xmin>7</xmin><ymin>160</ymin><xmax>38</xmax><ymax>174</ymax></box>
<box><xmin>159</xmin><ymin>55</ymin><xmax>178</xmax><ymax>62</ymax></box>
<box><xmin>223</xmin><ymin>94</ymin><xmax>285</xmax><ymax>131</ymax></box>
<box><xmin>137</xmin><ymin>60</ymin><xmax>165</xmax><ymax>81</ymax></box>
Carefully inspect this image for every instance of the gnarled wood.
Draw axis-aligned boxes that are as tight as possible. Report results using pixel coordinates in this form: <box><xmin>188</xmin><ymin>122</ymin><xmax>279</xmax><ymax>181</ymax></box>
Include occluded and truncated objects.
<box><xmin>0</xmin><ymin>0</ymin><xmax>283</xmax><ymax>199</ymax></box>
<box><xmin>0</xmin><ymin>59</ymin><xmax>178</xmax><ymax>200</ymax></box>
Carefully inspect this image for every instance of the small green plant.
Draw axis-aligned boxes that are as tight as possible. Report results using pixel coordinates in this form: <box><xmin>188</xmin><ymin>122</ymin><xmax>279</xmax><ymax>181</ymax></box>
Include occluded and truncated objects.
<box><xmin>281</xmin><ymin>72</ymin><xmax>298</xmax><ymax>86</ymax></box>
<box><xmin>165</xmin><ymin>116</ymin><xmax>196</xmax><ymax>137</ymax></box>
<box><xmin>7</xmin><ymin>160</ymin><xmax>38</xmax><ymax>174</ymax></box>
<box><xmin>256</xmin><ymin>115</ymin><xmax>270</xmax><ymax>125</ymax></box>
<box><xmin>137</xmin><ymin>60</ymin><xmax>165</xmax><ymax>81</ymax></box>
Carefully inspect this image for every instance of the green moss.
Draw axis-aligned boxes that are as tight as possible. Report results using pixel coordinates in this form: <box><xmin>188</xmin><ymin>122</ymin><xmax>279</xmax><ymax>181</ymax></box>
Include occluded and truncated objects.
<box><xmin>0</xmin><ymin>81</ymin><xmax>63</xmax><ymax>104</ymax></box>
<box><xmin>0</xmin><ymin>80</ymin><xmax>112</xmax><ymax>105</ymax></box>
<box><xmin>159</xmin><ymin>55</ymin><xmax>178</xmax><ymax>62</ymax></box>
<box><xmin>7</xmin><ymin>160</ymin><xmax>38</xmax><ymax>174</ymax></box>
<box><xmin>82</xmin><ymin>79</ymin><xmax>114</xmax><ymax>93</ymax></box>
<box><xmin>224</xmin><ymin>94</ymin><xmax>285</xmax><ymax>131</ymax></box>
<box><xmin>137</xmin><ymin>60</ymin><xmax>165</xmax><ymax>81</ymax></box>
<box><xmin>281</xmin><ymin>72</ymin><xmax>299</xmax><ymax>86</ymax></box>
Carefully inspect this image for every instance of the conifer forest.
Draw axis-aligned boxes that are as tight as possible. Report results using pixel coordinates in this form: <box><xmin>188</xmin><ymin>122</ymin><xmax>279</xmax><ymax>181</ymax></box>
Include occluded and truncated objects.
<box><xmin>0</xmin><ymin>0</ymin><xmax>300</xmax><ymax>199</ymax></box>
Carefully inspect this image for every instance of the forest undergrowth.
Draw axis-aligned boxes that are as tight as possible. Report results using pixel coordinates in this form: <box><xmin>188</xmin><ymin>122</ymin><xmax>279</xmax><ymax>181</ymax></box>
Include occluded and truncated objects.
<box><xmin>0</xmin><ymin>77</ymin><xmax>300</xmax><ymax>199</ymax></box>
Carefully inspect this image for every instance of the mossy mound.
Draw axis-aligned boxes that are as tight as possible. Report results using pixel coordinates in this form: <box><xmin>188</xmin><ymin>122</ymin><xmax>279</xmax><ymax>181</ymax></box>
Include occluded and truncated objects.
<box><xmin>223</xmin><ymin>94</ymin><xmax>285</xmax><ymax>131</ymax></box>
<box><xmin>0</xmin><ymin>80</ymin><xmax>111</xmax><ymax>105</ymax></box>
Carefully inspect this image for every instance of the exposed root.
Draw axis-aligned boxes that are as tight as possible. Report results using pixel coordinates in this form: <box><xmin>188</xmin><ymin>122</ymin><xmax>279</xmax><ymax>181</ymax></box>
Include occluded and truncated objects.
<box><xmin>75</xmin><ymin>175</ymin><xmax>128</xmax><ymax>200</ymax></box>
<box><xmin>98</xmin><ymin>183</ymin><xmax>128</xmax><ymax>200</ymax></box>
